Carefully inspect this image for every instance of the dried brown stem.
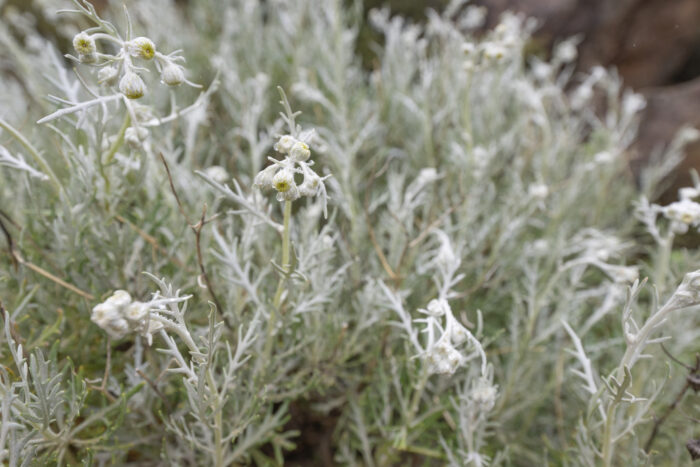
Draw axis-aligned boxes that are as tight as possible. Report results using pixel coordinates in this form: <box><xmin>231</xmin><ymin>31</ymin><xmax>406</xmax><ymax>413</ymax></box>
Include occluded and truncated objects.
<box><xmin>158</xmin><ymin>153</ymin><xmax>232</xmax><ymax>330</ymax></box>
<box><xmin>645</xmin><ymin>346</ymin><xmax>700</xmax><ymax>453</ymax></box>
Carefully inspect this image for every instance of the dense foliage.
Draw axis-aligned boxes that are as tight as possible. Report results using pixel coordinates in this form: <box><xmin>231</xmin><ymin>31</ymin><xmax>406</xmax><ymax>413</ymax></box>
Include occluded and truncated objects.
<box><xmin>1</xmin><ymin>0</ymin><xmax>699</xmax><ymax>465</ymax></box>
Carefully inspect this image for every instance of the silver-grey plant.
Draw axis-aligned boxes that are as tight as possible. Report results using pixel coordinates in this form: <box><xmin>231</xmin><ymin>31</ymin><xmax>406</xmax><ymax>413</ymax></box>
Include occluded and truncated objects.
<box><xmin>1</xmin><ymin>0</ymin><xmax>699</xmax><ymax>465</ymax></box>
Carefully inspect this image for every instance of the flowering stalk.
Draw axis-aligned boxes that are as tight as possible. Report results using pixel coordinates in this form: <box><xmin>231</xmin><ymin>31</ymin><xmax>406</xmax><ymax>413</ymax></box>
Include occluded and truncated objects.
<box><xmin>273</xmin><ymin>199</ymin><xmax>293</xmax><ymax>309</ymax></box>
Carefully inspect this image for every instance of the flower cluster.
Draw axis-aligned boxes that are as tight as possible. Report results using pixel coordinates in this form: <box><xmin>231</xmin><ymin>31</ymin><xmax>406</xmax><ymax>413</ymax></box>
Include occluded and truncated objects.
<box><xmin>663</xmin><ymin>186</ymin><xmax>700</xmax><ymax>234</ymax></box>
<box><xmin>254</xmin><ymin>133</ymin><xmax>330</xmax><ymax>212</ymax></box>
<box><xmin>38</xmin><ymin>3</ymin><xmax>208</xmax><ymax>151</ymax></box>
<box><xmin>71</xmin><ymin>31</ymin><xmax>194</xmax><ymax>99</ymax></box>
<box><xmin>417</xmin><ymin>298</ymin><xmax>472</xmax><ymax>375</ymax></box>
<box><xmin>461</xmin><ymin>12</ymin><xmax>529</xmax><ymax>71</ymax></box>
<box><xmin>91</xmin><ymin>290</ymin><xmax>162</xmax><ymax>340</ymax></box>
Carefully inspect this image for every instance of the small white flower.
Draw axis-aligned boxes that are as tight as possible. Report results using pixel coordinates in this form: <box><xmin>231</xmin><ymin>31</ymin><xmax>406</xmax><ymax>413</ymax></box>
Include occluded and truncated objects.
<box><xmin>289</xmin><ymin>141</ymin><xmax>311</xmax><ymax>162</ymax></box>
<box><xmin>125</xmin><ymin>126</ymin><xmax>149</xmax><ymax>149</ymax></box>
<box><xmin>128</xmin><ymin>37</ymin><xmax>156</xmax><ymax>60</ymax></box>
<box><xmin>426</xmin><ymin>339</ymin><xmax>464</xmax><ymax>375</ymax></box>
<box><xmin>272</xmin><ymin>167</ymin><xmax>295</xmax><ymax>193</ymax></box>
<box><xmin>104</xmin><ymin>318</ymin><xmax>130</xmax><ymax>339</ymax></box>
<box><xmin>276</xmin><ymin>182</ymin><xmax>300</xmax><ymax>202</ymax></box>
<box><xmin>482</xmin><ymin>42</ymin><xmax>507</xmax><ymax>60</ymax></box>
<box><xmin>105</xmin><ymin>290</ymin><xmax>132</xmax><ymax>309</ymax></box>
<box><xmin>98</xmin><ymin>65</ymin><xmax>119</xmax><ymax>86</ymax></box>
<box><xmin>125</xmin><ymin>301</ymin><xmax>149</xmax><ymax>322</ymax></box>
<box><xmin>203</xmin><ymin>165</ymin><xmax>229</xmax><ymax>184</ymax></box>
<box><xmin>426</xmin><ymin>298</ymin><xmax>448</xmax><ymax>317</ymax></box>
<box><xmin>274</xmin><ymin>135</ymin><xmax>297</xmax><ymax>154</ymax></box>
<box><xmin>446</xmin><ymin>313</ymin><xmax>469</xmax><ymax>346</ymax></box>
<box><xmin>73</xmin><ymin>32</ymin><xmax>96</xmax><ymax>55</ymax></box>
<box><xmin>298</xmin><ymin>164</ymin><xmax>322</xmax><ymax>197</ymax></box>
<box><xmin>471</xmin><ymin>378</ymin><xmax>498</xmax><ymax>412</ymax></box>
<box><xmin>91</xmin><ymin>302</ymin><xmax>120</xmax><ymax>326</ymax></box>
<box><xmin>253</xmin><ymin>164</ymin><xmax>280</xmax><ymax>190</ymax></box>
<box><xmin>119</xmin><ymin>72</ymin><xmax>147</xmax><ymax>99</ymax></box>
<box><xmin>461</xmin><ymin>42</ymin><xmax>476</xmax><ymax>55</ymax></box>
<box><xmin>161</xmin><ymin>63</ymin><xmax>185</xmax><ymax>86</ymax></box>
<box><xmin>663</xmin><ymin>199</ymin><xmax>700</xmax><ymax>230</ymax></box>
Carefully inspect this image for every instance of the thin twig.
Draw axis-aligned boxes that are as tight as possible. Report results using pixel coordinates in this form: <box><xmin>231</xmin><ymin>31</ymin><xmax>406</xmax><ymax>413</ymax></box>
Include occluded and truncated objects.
<box><xmin>0</xmin><ymin>214</ymin><xmax>18</xmax><ymax>269</ymax></box>
<box><xmin>0</xmin><ymin>212</ymin><xmax>93</xmax><ymax>300</ymax></box>
<box><xmin>363</xmin><ymin>159</ymin><xmax>398</xmax><ymax>282</ymax></box>
<box><xmin>136</xmin><ymin>369</ymin><xmax>172</xmax><ymax>412</ymax></box>
<box><xmin>194</xmin><ymin>205</ymin><xmax>230</xmax><ymax>329</ymax></box>
<box><xmin>114</xmin><ymin>214</ymin><xmax>191</xmax><ymax>271</ymax></box>
<box><xmin>645</xmin><ymin>347</ymin><xmax>700</xmax><ymax>453</ymax></box>
<box><xmin>158</xmin><ymin>153</ymin><xmax>232</xmax><ymax>330</ymax></box>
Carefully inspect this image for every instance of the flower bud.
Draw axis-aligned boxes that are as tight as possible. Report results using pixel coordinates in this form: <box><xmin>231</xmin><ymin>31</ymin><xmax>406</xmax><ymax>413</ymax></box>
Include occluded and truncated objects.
<box><xmin>98</xmin><ymin>65</ymin><xmax>119</xmax><ymax>86</ymax></box>
<box><xmin>125</xmin><ymin>301</ymin><xmax>149</xmax><ymax>322</ymax></box>
<box><xmin>426</xmin><ymin>298</ymin><xmax>448</xmax><ymax>317</ymax></box>
<box><xmin>161</xmin><ymin>63</ymin><xmax>185</xmax><ymax>86</ymax></box>
<box><xmin>289</xmin><ymin>141</ymin><xmax>311</xmax><ymax>162</ymax></box>
<box><xmin>253</xmin><ymin>164</ymin><xmax>279</xmax><ymax>190</ymax></box>
<box><xmin>274</xmin><ymin>135</ymin><xmax>297</xmax><ymax>154</ymax></box>
<box><xmin>203</xmin><ymin>165</ymin><xmax>229</xmax><ymax>184</ymax></box>
<box><xmin>73</xmin><ymin>32</ymin><xmax>96</xmax><ymax>55</ymax></box>
<box><xmin>119</xmin><ymin>72</ymin><xmax>146</xmax><ymax>99</ymax></box>
<box><xmin>79</xmin><ymin>52</ymin><xmax>97</xmax><ymax>64</ymax></box>
<box><xmin>105</xmin><ymin>290</ymin><xmax>132</xmax><ymax>309</ymax></box>
<box><xmin>482</xmin><ymin>42</ymin><xmax>506</xmax><ymax>60</ymax></box>
<box><xmin>298</xmin><ymin>171</ymin><xmax>321</xmax><ymax>197</ymax></box>
<box><xmin>104</xmin><ymin>318</ymin><xmax>130</xmax><ymax>339</ymax></box>
<box><xmin>91</xmin><ymin>302</ymin><xmax>120</xmax><ymax>326</ymax></box>
<box><xmin>125</xmin><ymin>126</ymin><xmax>149</xmax><ymax>149</ymax></box>
<box><xmin>129</xmin><ymin>37</ymin><xmax>156</xmax><ymax>60</ymax></box>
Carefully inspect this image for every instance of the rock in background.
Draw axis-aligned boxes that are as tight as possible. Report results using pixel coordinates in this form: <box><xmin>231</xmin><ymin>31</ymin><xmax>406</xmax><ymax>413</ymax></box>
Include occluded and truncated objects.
<box><xmin>475</xmin><ymin>0</ymin><xmax>700</xmax><ymax>195</ymax></box>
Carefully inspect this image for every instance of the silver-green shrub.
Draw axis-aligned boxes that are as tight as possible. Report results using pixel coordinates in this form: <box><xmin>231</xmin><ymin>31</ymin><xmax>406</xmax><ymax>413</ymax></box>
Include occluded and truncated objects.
<box><xmin>1</xmin><ymin>0</ymin><xmax>699</xmax><ymax>465</ymax></box>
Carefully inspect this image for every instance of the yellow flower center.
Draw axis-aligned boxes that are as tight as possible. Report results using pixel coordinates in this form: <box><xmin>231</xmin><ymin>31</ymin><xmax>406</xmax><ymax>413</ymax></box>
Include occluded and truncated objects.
<box><xmin>275</xmin><ymin>180</ymin><xmax>290</xmax><ymax>192</ymax></box>
<box><xmin>139</xmin><ymin>44</ymin><xmax>155</xmax><ymax>59</ymax></box>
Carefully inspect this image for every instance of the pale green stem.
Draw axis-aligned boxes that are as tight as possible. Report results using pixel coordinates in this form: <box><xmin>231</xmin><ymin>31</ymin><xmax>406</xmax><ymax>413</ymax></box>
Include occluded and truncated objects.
<box><xmin>653</xmin><ymin>235</ymin><xmax>672</xmax><ymax>295</ymax></box>
<box><xmin>105</xmin><ymin>113</ymin><xmax>131</xmax><ymax>165</ymax></box>
<box><xmin>601</xmin><ymin>403</ymin><xmax>616</xmax><ymax>467</ymax></box>
<box><xmin>272</xmin><ymin>200</ymin><xmax>293</xmax><ymax>309</ymax></box>
<box><xmin>263</xmin><ymin>200</ymin><xmax>292</xmax><ymax>363</ymax></box>
<box><xmin>206</xmin><ymin>370</ymin><xmax>224</xmax><ymax>467</ymax></box>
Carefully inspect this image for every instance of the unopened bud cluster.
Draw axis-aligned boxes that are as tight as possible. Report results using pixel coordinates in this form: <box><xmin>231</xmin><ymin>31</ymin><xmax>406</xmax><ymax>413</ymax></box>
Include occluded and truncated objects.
<box><xmin>254</xmin><ymin>134</ymin><xmax>329</xmax><ymax>204</ymax></box>
<box><xmin>71</xmin><ymin>30</ymin><xmax>194</xmax><ymax>101</ymax></box>
<box><xmin>460</xmin><ymin>13</ymin><xmax>527</xmax><ymax>71</ymax></box>
<box><xmin>419</xmin><ymin>298</ymin><xmax>471</xmax><ymax>375</ymax></box>
<box><xmin>91</xmin><ymin>290</ymin><xmax>162</xmax><ymax>340</ymax></box>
